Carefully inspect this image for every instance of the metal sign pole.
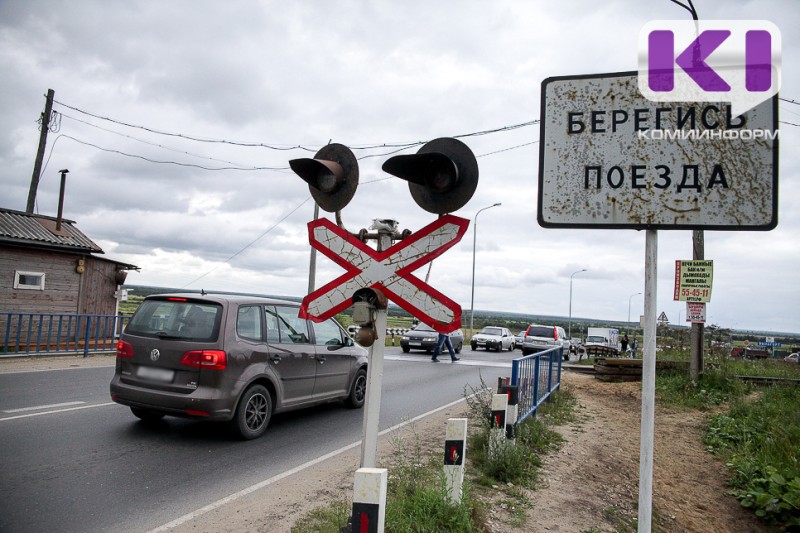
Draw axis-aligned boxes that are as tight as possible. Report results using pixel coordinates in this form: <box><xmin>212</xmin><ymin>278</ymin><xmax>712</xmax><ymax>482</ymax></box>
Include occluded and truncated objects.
<box><xmin>638</xmin><ymin>229</ymin><xmax>658</xmax><ymax>532</ymax></box>
<box><xmin>360</xmin><ymin>230</ymin><xmax>392</xmax><ymax>469</ymax></box>
<box><xmin>360</xmin><ymin>308</ymin><xmax>387</xmax><ymax>468</ymax></box>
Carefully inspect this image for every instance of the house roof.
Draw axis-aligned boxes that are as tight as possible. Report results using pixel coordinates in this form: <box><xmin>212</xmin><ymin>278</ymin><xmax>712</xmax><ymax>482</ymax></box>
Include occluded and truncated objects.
<box><xmin>0</xmin><ymin>207</ymin><xmax>104</xmax><ymax>254</ymax></box>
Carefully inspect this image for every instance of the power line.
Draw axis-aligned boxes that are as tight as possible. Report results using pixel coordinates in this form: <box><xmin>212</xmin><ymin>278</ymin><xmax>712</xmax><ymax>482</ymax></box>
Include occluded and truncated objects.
<box><xmin>60</xmin><ymin>135</ymin><xmax>290</xmax><ymax>172</ymax></box>
<box><xmin>60</xmin><ymin>112</ymin><xmax>269</xmax><ymax>170</ymax></box>
<box><xmin>53</xmin><ymin>97</ymin><xmax>538</xmax><ymax>154</ymax></box>
<box><xmin>180</xmin><ymin>196</ymin><xmax>313</xmax><ymax>289</ymax></box>
<box><xmin>53</xmin><ymin>99</ymin><xmax>312</xmax><ymax>151</ymax></box>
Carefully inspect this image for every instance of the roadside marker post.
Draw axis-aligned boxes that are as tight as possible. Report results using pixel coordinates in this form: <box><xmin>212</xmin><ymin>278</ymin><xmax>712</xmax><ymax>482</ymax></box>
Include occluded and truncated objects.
<box><xmin>352</xmin><ymin>467</ymin><xmax>387</xmax><ymax>533</ymax></box>
<box><xmin>498</xmin><ymin>384</ymin><xmax>519</xmax><ymax>439</ymax></box>
<box><xmin>443</xmin><ymin>418</ymin><xmax>468</xmax><ymax>504</ymax></box>
<box><xmin>488</xmin><ymin>393</ymin><xmax>511</xmax><ymax>461</ymax></box>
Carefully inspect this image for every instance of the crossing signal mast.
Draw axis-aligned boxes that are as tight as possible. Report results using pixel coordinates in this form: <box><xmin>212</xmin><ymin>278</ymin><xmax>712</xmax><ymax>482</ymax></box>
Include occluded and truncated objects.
<box><xmin>289</xmin><ymin>136</ymin><xmax>479</xmax><ymax>533</ymax></box>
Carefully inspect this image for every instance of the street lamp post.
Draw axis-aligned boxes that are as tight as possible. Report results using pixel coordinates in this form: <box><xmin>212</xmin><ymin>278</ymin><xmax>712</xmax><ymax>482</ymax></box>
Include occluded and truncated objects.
<box><xmin>469</xmin><ymin>202</ymin><xmax>501</xmax><ymax>338</ymax></box>
<box><xmin>628</xmin><ymin>292</ymin><xmax>642</xmax><ymax>324</ymax></box>
<box><xmin>568</xmin><ymin>269</ymin><xmax>587</xmax><ymax>339</ymax></box>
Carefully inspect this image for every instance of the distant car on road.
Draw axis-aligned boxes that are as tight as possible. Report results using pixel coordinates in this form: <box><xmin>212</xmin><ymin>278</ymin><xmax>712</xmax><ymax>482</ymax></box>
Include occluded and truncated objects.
<box><xmin>400</xmin><ymin>323</ymin><xmax>464</xmax><ymax>354</ymax></box>
<box><xmin>514</xmin><ymin>331</ymin><xmax>526</xmax><ymax>350</ymax></box>
<box><xmin>470</xmin><ymin>326</ymin><xmax>515</xmax><ymax>352</ymax></box>
<box><xmin>785</xmin><ymin>353</ymin><xmax>799</xmax><ymax>364</ymax></box>
<box><xmin>110</xmin><ymin>293</ymin><xmax>368</xmax><ymax>440</ymax></box>
<box><xmin>521</xmin><ymin>324</ymin><xmax>569</xmax><ymax>357</ymax></box>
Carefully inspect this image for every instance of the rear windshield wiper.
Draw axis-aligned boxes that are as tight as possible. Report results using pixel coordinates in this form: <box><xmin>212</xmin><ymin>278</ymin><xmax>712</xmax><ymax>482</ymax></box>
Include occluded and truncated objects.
<box><xmin>154</xmin><ymin>331</ymin><xmax>184</xmax><ymax>339</ymax></box>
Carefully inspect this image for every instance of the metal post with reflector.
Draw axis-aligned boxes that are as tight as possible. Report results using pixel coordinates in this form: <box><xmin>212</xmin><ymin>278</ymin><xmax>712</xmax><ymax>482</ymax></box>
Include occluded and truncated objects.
<box><xmin>381</xmin><ymin>137</ymin><xmax>479</xmax><ymax>214</ymax></box>
<box><xmin>289</xmin><ymin>143</ymin><xmax>359</xmax><ymax>212</ymax></box>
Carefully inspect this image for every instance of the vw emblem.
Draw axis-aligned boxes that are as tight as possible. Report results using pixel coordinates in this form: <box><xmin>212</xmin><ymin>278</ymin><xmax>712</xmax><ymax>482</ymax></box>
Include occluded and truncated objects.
<box><xmin>150</xmin><ymin>349</ymin><xmax>160</xmax><ymax>362</ymax></box>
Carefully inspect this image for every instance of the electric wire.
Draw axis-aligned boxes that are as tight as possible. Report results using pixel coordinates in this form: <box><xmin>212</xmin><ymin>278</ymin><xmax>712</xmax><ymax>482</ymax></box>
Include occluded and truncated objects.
<box><xmin>60</xmin><ymin>112</ymin><xmax>271</xmax><ymax>170</ymax></box>
<box><xmin>180</xmin><ymin>195</ymin><xmax>313</xmax><ymax>289</ymax></box>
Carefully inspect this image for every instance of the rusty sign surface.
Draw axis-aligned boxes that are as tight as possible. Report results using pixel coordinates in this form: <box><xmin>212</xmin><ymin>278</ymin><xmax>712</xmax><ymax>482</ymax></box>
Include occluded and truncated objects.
<box><xmin>538</xmin><ymin>71</ymin><xmax>778</xmax><ymax>230</ymax></box>
<box><xmin>299</xmin><ymin>215</ymin><xmax>469</xmax><ymax>333</ymax></box>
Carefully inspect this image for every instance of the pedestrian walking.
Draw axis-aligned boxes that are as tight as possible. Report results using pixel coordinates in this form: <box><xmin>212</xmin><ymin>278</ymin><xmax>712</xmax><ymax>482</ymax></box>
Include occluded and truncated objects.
<box><xmin>631</xmin><ymin>337</ymin><xmax>639</xmax><ymax>358</ymax></box>
<box><xmin>432</xmin><ymin>332</ymin><xmax>460</xmax><ymax>362</ymax></box>
<box><xmin>621</xmin><ymin>333</ymin><xmax>629</xmax><ymax>355</ymax></box>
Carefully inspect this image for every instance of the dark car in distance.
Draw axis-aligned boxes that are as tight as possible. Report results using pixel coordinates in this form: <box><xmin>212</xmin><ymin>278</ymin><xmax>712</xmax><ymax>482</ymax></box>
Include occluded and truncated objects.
<box><xmin>400</xmin><ymin>322</ymin><xmax>464</xmax><ymax>354</ymax></box>
<box><xmin>110</xmin><ymin>293</ymin><xmax>368</xmax><ymax>440</ymax></box>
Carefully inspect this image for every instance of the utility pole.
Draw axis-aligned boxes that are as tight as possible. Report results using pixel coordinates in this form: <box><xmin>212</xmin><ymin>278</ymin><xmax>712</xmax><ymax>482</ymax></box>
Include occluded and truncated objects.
<box><xmin>690</xmin><ymin>230</ymin><xmax>704</xmax><ymax>380</ymax></box>
<box><xmin>26</xmin><ymin>89</ymin><xmax>56</xmax><ymax>213</ymax></box>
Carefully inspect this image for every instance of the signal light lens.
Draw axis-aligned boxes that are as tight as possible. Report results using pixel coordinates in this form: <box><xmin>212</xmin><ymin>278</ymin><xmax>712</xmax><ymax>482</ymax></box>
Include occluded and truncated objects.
<box><xmin>180</xmin><ymin>350</ymin><xmax>227</xmax><ymax>370</ymax></box>
<box><xmin>116</xmin><ymin>340</ymin><xmax>134</xmax><ymax>359</ymax></box>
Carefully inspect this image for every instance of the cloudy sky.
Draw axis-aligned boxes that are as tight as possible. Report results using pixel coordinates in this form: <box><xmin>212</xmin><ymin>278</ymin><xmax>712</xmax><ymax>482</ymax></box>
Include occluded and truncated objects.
<box><xmin>1</xmin><ymin>1</ymin><xmax>798</xmax><ymax>334</ymax></box>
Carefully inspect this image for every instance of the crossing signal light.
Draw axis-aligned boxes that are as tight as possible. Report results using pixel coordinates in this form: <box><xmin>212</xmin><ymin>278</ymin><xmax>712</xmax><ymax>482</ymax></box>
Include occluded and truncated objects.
<box><xmin>289</xmin><ymin>143</ymin><xmax>359</xmax><ymax>212</ymax></box>
<box><xmin>381</xmin><ymin>137</ymin><xmax>479</xmax><ymax>214</ymax></box>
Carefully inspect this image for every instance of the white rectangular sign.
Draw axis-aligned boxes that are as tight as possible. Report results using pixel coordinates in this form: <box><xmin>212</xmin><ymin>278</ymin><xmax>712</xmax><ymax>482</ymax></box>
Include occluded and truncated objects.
<box><xmin>538</xmin><ymin>71</ymin><xmax>778</xmax><ymax>230</ymax></box>
<box><xmin>686</xmin><ymin>302</ymin><xmax>706</xmax><ymax>323</ymax></box>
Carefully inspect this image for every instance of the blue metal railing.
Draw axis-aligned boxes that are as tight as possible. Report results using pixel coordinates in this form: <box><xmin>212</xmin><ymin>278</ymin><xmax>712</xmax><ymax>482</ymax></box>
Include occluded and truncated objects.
<box><xmin>1</xmin><ymin>312</ymin><xmax>130</xmax><ymax>358</ymax></box>
<box><xmin>510</xmin><ymin>346</ymin><xmax>563</xmax><ymax>424</ymax></box>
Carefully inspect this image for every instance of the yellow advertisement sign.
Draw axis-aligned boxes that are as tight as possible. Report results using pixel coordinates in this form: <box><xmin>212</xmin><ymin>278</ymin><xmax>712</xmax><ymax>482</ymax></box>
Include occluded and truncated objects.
<box><xmin>673</xmin><ymin>260</ymin><xmax>713</xmax><ymax>302</ymax></box>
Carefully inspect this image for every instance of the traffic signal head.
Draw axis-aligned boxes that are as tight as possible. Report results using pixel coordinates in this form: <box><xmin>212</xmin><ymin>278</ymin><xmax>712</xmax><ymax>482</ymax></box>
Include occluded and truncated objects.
<box><xmin>381</xmin><ymin>137</ymin><xmax>478</xmax><ymax>214</ymax></box>
<box><xmin>289</xmin><ymin>143</ymin><xmax>359</xmax><ymax>212</ymax></box>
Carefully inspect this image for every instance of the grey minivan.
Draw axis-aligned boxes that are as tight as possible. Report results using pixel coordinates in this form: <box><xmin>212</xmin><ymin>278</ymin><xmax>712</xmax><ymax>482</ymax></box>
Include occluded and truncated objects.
<box><xmin>110</xmin><ymin>293</ymin><xmax>368</xmax><ymax>439</ymax></box>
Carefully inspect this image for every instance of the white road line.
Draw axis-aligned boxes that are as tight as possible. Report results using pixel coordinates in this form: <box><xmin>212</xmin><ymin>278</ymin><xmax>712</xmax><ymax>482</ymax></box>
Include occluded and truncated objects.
<box><xmin>3</xmin><ymin>401</ymin><xmax>86</xmax><ymax>413</ymax></box>
<box><xmin>149</xmin><ymin>395</ymin><xmax>471</xmax><ymax>532</ymax></box>
<box><xmin>385</xmin><ymin>354</ymin><xmax>512</xmax><ymax>368</ymax></box>
<box><xmin>0</xmin><ymin>402</ymin><xmax>116</xmax><ymax>421</ymax></box>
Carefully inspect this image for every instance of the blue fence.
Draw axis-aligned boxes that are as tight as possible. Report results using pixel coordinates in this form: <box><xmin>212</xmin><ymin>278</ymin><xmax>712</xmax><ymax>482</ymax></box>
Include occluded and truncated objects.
<box><xmin>1</xmin><ymin>313</ymin><xmax>130</xmax><ymax>358</ymax></box>
<box><xmin>510</xmin><ymin>346</ymin><xmax>563</xmax><ymax>424</ymax></box>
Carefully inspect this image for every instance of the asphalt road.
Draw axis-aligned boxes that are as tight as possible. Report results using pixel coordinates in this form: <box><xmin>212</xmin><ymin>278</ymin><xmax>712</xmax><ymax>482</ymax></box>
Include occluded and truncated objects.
<box><xmin>0</xmin><ymin>347</ymin><xmax>518</xmax><ymax>532</ymax></box>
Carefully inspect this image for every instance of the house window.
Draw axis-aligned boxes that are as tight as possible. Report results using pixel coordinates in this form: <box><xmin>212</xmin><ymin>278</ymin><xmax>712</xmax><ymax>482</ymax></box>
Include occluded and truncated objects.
<box><xmin>14</xmin><ymin>271</ymin><xmax>46</xmax><ymax>290</ymax></box>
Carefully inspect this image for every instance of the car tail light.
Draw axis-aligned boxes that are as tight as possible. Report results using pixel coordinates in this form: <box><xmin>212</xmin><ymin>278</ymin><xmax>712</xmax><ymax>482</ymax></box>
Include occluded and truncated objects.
<box><xmin>180</xmin><ymin>350</ymin><xmax>227</xmax><ymax>370</ymax></box>
<box><xmin>167</xmin><ymin>297</ymin><xmax>188</xmax><ymax>302</ymax></box>
<box><xmin>553</xmin><ymin>327</ymin><xmax>559</xmax><ymax>340</ymax></box>
<box><xmin>185</xmin><ymin>409</ymin><xmax>210</xmax><ymax>417</ymax></box>
<box><xmin>116</xmin><ymin>340</ymin><xmax>134</xmax><ymax>359</ymax></box>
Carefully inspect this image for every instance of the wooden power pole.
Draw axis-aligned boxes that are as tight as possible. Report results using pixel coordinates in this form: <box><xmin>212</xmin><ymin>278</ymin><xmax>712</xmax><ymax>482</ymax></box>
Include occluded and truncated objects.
<box><xmin>26</xmin><ymin>88</ymin><xmax>55</xmax><ymax>213</ymax></box>
<box><xmin>690</xmin><ymin>229</ymin><xmax>705</xmax><ymax>381</ymax></box>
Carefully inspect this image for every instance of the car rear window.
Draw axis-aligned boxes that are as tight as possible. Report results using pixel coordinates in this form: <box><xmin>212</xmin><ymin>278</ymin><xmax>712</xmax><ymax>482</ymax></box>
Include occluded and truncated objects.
<box><xmin>125</xmin><ymin>299</ymin><xmax>222</xmax><ymax>341</ymax></box>
<box><xmin>527</xmin><ymin>326</ymin><xmax>554</xmax><ymax>338</ymax></box>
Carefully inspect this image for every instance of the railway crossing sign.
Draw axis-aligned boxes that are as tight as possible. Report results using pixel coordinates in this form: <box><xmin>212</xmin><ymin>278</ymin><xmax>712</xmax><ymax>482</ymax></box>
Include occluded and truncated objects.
<box><xmin>299</xmin><ymin>214</ymin><xmax>469</xmax><ymax>333</ymax></box>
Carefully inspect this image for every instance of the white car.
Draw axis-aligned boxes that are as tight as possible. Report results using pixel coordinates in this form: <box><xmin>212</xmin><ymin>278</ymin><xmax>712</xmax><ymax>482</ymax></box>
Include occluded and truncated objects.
<box><xmin>470</xmin><ymin>326</ymin><xmax>515</xmax><ymax>352</ymax></box>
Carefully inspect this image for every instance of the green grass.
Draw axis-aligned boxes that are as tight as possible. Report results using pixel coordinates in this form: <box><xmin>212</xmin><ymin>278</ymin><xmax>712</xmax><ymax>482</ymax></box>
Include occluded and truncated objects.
<box><xmin>704</xmin><ymin>383</ymin><xmax>800</xmax><ymax>528</ymax></box>
<box><xmin>653</xmin><ymin>362</ymin><xmax>800</xmax><ymax>528</ymax></box>
<box><xmin>291</xmin><ymin>377</ymin><xmax>576</xmax><ymax>532</ymax></box>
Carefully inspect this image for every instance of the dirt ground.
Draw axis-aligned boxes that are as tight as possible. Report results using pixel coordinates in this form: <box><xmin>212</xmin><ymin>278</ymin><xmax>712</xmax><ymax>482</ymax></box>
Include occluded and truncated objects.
<box><xmin>169</xmin><ymin>370</ymin><xmax>772</xmax><ymax>533</ymax></box>
<box><xmin>1</xmin><ymin>356</ymin><xmax>774</xmax><ymax>532</ymax></box>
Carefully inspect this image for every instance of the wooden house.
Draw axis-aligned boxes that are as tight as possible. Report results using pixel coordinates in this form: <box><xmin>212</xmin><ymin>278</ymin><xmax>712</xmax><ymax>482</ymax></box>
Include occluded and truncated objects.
<box><xmin>0</xmin><ymin>207</ymin><xmax>139</xmax><ymax>316</ymax></box>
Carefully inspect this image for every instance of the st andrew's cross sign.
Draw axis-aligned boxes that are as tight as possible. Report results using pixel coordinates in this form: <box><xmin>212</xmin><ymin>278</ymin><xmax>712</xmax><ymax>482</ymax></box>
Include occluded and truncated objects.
<box><xmin>299</xmin><ymin>215</ymin><xmax>469</xmax><ymax>333</ymax></box>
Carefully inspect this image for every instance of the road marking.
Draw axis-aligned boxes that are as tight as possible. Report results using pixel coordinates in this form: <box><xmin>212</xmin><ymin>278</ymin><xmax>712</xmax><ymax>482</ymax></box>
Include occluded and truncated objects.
<box><xmin>0</xmin><ymin>402</ymin><xmax>116</xmax><ymax>421</ymax></box>
<box><xmin>3</xmin><ymin>401</ymin><xmax>85</xmax><ymax>413</ymax></box>
<box><xmin>385</xmin><ymin>354</ymin><xmax>512</xmax><ymax>368</ymax></box>
<box><xmin>149</xmin><ymin>395</ymin><xmax>473</xmax><ymax>532</ymax></box>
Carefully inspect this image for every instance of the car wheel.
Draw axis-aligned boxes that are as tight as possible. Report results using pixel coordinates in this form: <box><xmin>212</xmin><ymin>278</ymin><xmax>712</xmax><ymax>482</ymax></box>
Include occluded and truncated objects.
<box><xmin>470</xmin><ymin>343</ymin><xmax>476</xmax><ymax>351</ymax></box>
<box><xmin>455</xmin><ymin>342</ymin><xmax>462</xmax><ymax>354</ymax></box>
<box><xmin>130</xmin><ymin>407</ymin><xmax>165</xmax><ymax>422</ymax></box>
<box><xmin>232</xmin><ymin>384</ymin><xmax>272</xmax><ymax>440</ymax></box>
<box><xmin>508</xmin><ymin>342</ymin><xmax>513</xmax><ymax>352</ymax></box>
<box><xmin>401</xmin><ymin>346</ymin><xmax>410</xmax><ymax>353</ymax></box>
<box><xmin>522</xmin><ymin>348</ymin><xmax>532</xmax><ymax>356</ymax></box>
<box><xmin>345</xmin><ymin>368</ymin><xmax>367</xmax><ymax>409</ymax></box>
